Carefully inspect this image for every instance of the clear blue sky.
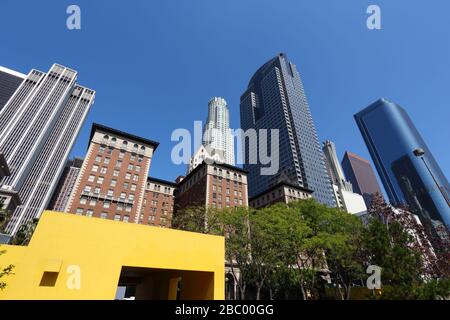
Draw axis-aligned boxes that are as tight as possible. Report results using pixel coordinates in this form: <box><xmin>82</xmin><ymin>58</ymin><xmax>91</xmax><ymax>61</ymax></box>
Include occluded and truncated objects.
<box><xmin>1</xmin><ymin>0</ymin><xmax>449</xmax><ymax>190</ymax></box>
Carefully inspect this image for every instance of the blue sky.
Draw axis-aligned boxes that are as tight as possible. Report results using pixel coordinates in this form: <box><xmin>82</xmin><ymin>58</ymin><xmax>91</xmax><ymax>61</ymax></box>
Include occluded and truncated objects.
<box><xmin>1</xmin><ymin>0</ymin><xmax>449</xmax><ymax>190</ymax></box>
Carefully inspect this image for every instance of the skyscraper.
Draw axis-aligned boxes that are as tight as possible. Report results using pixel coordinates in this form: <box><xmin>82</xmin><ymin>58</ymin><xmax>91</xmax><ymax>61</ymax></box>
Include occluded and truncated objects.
<box><xmin>355</xmin><ymin>98</ymin><xmax>450</xmax><ymax>231</ymax></box>
<box><xmin>240</xmin><ymin>53</ymin><xmax>335</xmax><ymax>206</ymax></box>
<box><xmin>189</xmin><ymin>97</ymin><xmax>235</xmax><ymax>173</ymax></box>
<box><xmin>0</xmin><ymin>66</ymin><xmax>25</xmax><ymax>111</ymax></box>
<box><xmin>322</xmin><ymin>140</ymin><xmax>366</xmax><ymax>215</ymax></box>
<box><xmin>47</xmin><ymin>157</ymin><xmax>84</xmax><ymax>212</ymax></box>
<box><xmin>341</xmin><ymin>151</ymin><xmax>382</xmax><ymax>208</ymax></box>
<box><xmin>0</xmin><ymin>64</ymin><xmax>95</xmax><ymax>235</ymax></box>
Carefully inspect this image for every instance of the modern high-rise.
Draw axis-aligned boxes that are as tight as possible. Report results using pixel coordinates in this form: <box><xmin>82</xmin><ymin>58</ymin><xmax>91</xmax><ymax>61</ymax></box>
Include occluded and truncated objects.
<box><xmin>240</xmin><ymin>53</ymin><xmax>335</xmax><ymax>206</ymax></box>
<box><xmin>341</xmin><ymin>151</ymin><xmax>382</xmax><ymax>208</ymax></box>
<box><xmin>203</xmin><ymin>97</ymin><xmax>234</xmax><ymax>165</ymax></box>
<box><xmin>355</xmin><ymin>98</ymin><xmax>450</xmax><ymax>231</ymax></box>
<box><xmin>189</xmin><ymin>97</ymin><xmax>235</xmax><ymax>173</ymax></box>
<box><xmin>0</xmin><ymin>64</ymin><xmax>95</xmax><ymax>235</ymax></box>
<box><xmin>47</xmin><ymin>157</ymin><xmax>84</xmax><ymax>212</ymax></box>
<box><xmin>322</xmin><ymin>140</ymin><xmax>366</xmax><ymax>215</ymax></box>
<box><xmin>0</xmin><ymin>66</ymin><xmax>25</xmax><ymax>111</ymax></box>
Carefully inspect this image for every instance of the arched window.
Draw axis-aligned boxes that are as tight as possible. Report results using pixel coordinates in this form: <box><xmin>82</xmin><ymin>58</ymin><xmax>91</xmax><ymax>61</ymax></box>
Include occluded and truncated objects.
<box><xmin>122</xmin><ymin>140</ymin><xmax>128</xmax><ymax>145</ymax></box>
<box><xmin>103</xmin><ymin>135</ymin><xmax>109</xmax><ymax>140</ymax></box>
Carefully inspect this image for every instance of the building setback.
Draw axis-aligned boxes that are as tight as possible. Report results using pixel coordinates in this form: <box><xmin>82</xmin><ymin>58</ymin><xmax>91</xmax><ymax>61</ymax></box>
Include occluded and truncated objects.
<box><xmin>249</xmin><ymin>182</ymin><xmax>313</xmax><ymax>209</ymax></box>
<box><xmin>239</xmin><ymin>53</ymin><xmax>335</xmax><ymax>207</ymax></box>
<box><xmin>47</xmin><ymin>157</ymin><xmax>84</xmax><ymax>212</ymax></box>
<box><xmin>65</xmin><ymin>123</ymin><xmax>159</xmax><ymax>225</ymax></box>
<box><xmin>0</xmin><ymin>64</ymin><xmax>95</xmax><ymax>235</ymax></box>
<box><xmin>175</xmin><ymin>162</ymin><xmax>248</xmax><ymax>212</ymax></box>
<box><xmin>354</xmin><ymin>98</ymin><xmax>450</xmax><ymax>231</ymax></box>
<box><xmin>341</xmin><ymin>151</ymin><xmax>382</xmax><ymax>208</ymax></box>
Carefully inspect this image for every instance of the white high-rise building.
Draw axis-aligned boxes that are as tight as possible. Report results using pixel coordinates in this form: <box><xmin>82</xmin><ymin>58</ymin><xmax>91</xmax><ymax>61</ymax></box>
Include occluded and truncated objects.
<box><xmin>188</xmin><ymin>97</ymin><xmax>235</xmax><ymax>173</ymax></box>
<box><xmin>322</xmin><ymin>140</ymin><xmax>367</xmax><ymax>215</ymax></box>
<box><xmin>0</xmin><ymin>64</ymin><xmax>95</xmax><ymax>235</ymax></box>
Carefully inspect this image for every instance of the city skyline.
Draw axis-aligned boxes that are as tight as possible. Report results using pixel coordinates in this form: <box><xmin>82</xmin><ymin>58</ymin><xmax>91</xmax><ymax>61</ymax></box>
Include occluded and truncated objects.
<box><xmin>0</xmin><ymin>1</ymin><xmax>448</xmax><ymax>196</ymax></box>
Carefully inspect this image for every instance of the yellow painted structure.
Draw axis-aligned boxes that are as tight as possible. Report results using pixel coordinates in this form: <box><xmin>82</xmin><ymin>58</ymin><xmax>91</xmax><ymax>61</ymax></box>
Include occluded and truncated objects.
<box><xmin>0</xmin><ymin>211</ymin><xmax>225</xmax><ymax>300</ymax></box>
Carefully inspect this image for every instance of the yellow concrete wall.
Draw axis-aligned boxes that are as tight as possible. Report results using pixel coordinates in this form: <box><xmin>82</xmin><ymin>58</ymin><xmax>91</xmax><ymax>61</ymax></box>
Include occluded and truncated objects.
<box><xmin>0</xmin><ymin>211</ymin><xmax>224</xmax><ymax>300</ymax></box>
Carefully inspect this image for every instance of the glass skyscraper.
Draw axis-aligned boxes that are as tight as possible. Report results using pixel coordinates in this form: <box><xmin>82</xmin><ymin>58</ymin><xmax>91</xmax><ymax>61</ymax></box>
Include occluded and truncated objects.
<box><xmin>240</xmin><ymin>53</ymin><xmax>335</xmax><ymax>206</ymax></box>
<box><xmin>355</xmin><ymin>98</ymin><xmax>450</xmax><ymax>231</ymax></box>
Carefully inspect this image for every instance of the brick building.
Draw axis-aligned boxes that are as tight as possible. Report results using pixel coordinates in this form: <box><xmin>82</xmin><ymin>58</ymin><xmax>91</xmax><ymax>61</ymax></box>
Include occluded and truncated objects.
<box><xmin>65</xmin><ymin>123</ymin><xmax>159</xmax><ymax>224</ymax></box>
<box><xmin>175</xmin><ymin>162</ymin><xmax>248</xmax><ymax>211</ymax></box>
<box><xmin>249</xmin><ymin>182</ymin><xmax>313</xmax><ymax>209</ymax></box>
<box><xmin>141</xmin><ymin>177</ymin><xmax>176</xmax><ymax>227</ymax></box>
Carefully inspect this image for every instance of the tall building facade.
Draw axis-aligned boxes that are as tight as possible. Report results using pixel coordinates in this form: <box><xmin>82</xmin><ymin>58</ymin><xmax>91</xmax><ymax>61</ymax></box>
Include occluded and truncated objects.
<box><xmin>175</xmin><ymin>162</ymin><xmax>248</xmax><ymax>211</ymax></box>
<box><xmin>322</xmin><ymin>140</ymin><xmax>366</xmax><ymax>215</ymax></box>
<box><xmin>341</xmin><ymin>151</ymin><xmax>382</xmax><ymax>208</ymax></box>
<box><xmin>0</xmin><ymin>64</ymin><xmax>95</xmax><ymax>235</ymax></box>
<box><xmin>48</xmin><ymin>157</ymin><xmax>84</xmax><ymax>212</ymax></box>
<box><xmin>142</xmin><ymin>177</ymin><xmax>176</xmax><ymax>227</ymax></box>
<box><xmin>355</xmin><ymin>98</ymin><xmax>450</xmax><ymax>231</ymax></box>
<box><xmin>203</xmin><ymin>97</ymin><xmax>234</xmax><ymax>165</ymax></box>
<box><xmin>240</xmin><ymin>53</ymin><xmax>335</xmax><ymax>206</ymax></box>
<box><xmin>65</xmin><ymin>124</ymin><xmax>159</xmax><ymax>225</ymax></box>
<box><xmin>0</xmin><ymin>66</ymin><xmax>25</xmax><ymax>111</ymax></box>
<box><xmin>189</xmin><ymin>97</ymin><xmax>235</xmax><ymax>173</ymax></box>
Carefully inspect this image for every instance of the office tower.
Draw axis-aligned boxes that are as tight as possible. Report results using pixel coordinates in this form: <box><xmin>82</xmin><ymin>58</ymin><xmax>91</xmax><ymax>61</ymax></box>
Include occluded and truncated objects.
<box><xmin>175</xmin><ymin>162</ymin><xmax>248</xmax><ymax>211</ymax></box>
<box><xmin>142</xmin><ymin>177</ymin><xmax>176</xmax><ymax>227</ymax></box>
<box><xmin>322</xmin><ymin>140</ymin><xmax>366</xmax><ymax>215</ymax></box>
<box><xmin>249</xmin><ymin>182</ymin><xmax>312</xmax><ymax>209</ymax></box>
<box><xmin>0</xmin><ymin>64</ymin><xmax>95</xmax><ymax>235</ymax></box>
<box><xmin>48</xmin><ymin>157</ymin><xmax>84</xmax><ymax>212</ymax></box>
<box><xmin>341</xmin><ymin>151</ymin><xmax>382</xmax><ymax>208</ymax></box>
<box><xmin>0</xmin><ymin>66</ymin><xmax>25</xmax><ymax>110</ymax></box>
<box><xmin>355</xmin><ymin>98</ymin><xmax>450</xmax><ymax>231</ymax></box>
<box><xmin>203</xmin><ymin>97</ymin><xmax>234</xmax><ymax>165</ymax></box>
<box><xmin>240</xmin><ymin>53</ymin><xmax>335</xmax><ymax>206</ymax></box>
<box><xmin>66</xmin><ymin>123</ymin><xmax>165</xmax><ymax>226</ymax></box>
<box><xmin>188</xmin><ymin>97</ymin><xmax>235</xmax><ymax>173</ymax></box>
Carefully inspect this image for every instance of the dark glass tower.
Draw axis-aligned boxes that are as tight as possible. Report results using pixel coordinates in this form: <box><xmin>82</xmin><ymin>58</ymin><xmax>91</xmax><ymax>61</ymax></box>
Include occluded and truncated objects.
<box><xmin>341</xmin><ymin>151</ymin><xmax>383</xmax><ymax>208</ymax></box>
<box><xmin>240</xmin><ymin>53</ymin><xmax>335</xmax><ymax>206</ymax></box>
<box><xmin>355</xmin><ymin>98</ymin><xmax>450</xmax><ymax>231</ymax></box>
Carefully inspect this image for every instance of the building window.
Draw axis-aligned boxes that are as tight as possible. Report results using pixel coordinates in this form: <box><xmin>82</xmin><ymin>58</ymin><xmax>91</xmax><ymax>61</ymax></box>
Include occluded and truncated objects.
<box><xmin>110</xmin><ymin>179</ymin><xmax>117</xmax><ymax>187</ymax></box>
<box><xmin>104</xmin><ymin>157</ymin><xmax>110</xmax><ymax>165</ymax></box>
<box><xmin>133</xmin><ymin>175</ymin><xmax>139</xmax><ymax>182</ymax></box>
<box><xmin>114</xmin><ymin>214</ymin><xmax>121</xmax><ymax>221</ymax></box>
<box><xmin>122</xmin><ymin>141</ymin><xmax>128</xmax><ymax>146</ymax></box>
<box><xmin>83</xmin><ymin>186</ymin><xmax>91</xmax><ymax>193</ymax></box>
<box><xmin>113</xmin><ymin>170</ymin><xmax>119</xmax><ymax>177</ymax></box>
<box><xmin>99</xmin><ymin>146</ymin><xmax>105</xmax><ymax>153</ymax></box>
<box><xmin>130</xmin><ymin>154</ymin><xmax>136</xmax><ymax>162</ymax></box>
<box><xmin>123</xmin><ymin>215</ymin><xmax>129</xmax><ymax>223</ymax></box>
<box><xmin>76</xmin><ymin>208</ymin><xmax>83</xmax><ymax>215</ymax></box>
<box><xmin>119</xmin><ymin>150</ymin><xmax>125</xmax><ymax>159</ymax></box>
<box><xmin>117</xmin><ymin>204</ymin><xmax>123</xmax><ymax>211</ymax></box>
<box><xmin>100</xmin><ymin>167</ymin><xmax>107</xmax><ymax>174</ymax></box>
<box><xmin>88</xmin><ymin>175</ymin><xmax>95</xmax><ymax>182</ymax></box>
<box><xmin>116</xmin><ymin>160</ymin><xmax>122</xmax><ymax>168</ymax></box>
<box><xmin>128</xmin><ymin>164</ymin><xmax>133</xmax><ymax>171</ymax></box>
<box><xmin>91</xmin><ymin>165</ymin><xmax>98</xmax><ymax>172</ymax></box>
<box><xmin>107</xmin><ymin>189</ymin><xmax>114</xmax><ymax>197</ymax></box>
<box><xmin>100</xmin><ymin>212</ymin><xmax>108</xmax><ymax>219</ymax></box>
<box><xmin>120</xmin><ymin>192</ymin><xmax>126</xmax><ymax>200</ymax></box>
<box><xmin>95</xmin><ymin>156</ymin><xmax>101</xmax><ymax>162</ymax></box>
<box><xmin>125</xmin><ymin>206</ymin><xmax>132</xmax><ymax>212</ymax></box>
<box><xmin>97</xmin><ymin>176</ymin><xmax>104</xmax><ymax>184</ymax></box>
<box><xmin>89</xmin><ymin>199</ymin><xmax>97</xmax><ymax>206</ymax></box>
<box><xmin>80</xmin><ymin>197</ymin><xmax>87</xmax><ymax>205</ymax></box>
<box><xmin>128</xmin><ymin>194</ymin><xmax>135</xmax><ymax>201</ymax></box>
<box><xmin>135</xmin><ymin>165</ymin><xmax>141</xmax><ymax>172</ymax></box>
<box><xmin>94</xmin><ymin>187</ymin><xmax>100</xmax><ymax>194</ymax></box>
<box><xmin>86</xmin><ymin>210</ymin><xmax>93</xmax><ymax>217</ymax></box>
<box><xmin>103</xmin><ymin>201</ymin><xmax>110</xmax><ymax>209</ymax></box>
<box><xmin>131</xmin><ymin>184</ymin><xmax>137</xmax><ymax>192</ymax></box>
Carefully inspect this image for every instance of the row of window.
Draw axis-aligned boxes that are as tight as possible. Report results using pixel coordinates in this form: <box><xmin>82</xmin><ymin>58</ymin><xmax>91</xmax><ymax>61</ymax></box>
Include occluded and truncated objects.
<box><xmin>82</xmin><ymin>186</ymin><xmax>135</xmax><ymax>202</ymax></box>
<box><xmin>93</xmin><ymin>155</ymin><xmax>143</xmax><ymax>171</ymax></box>
<box><xmin>78</xmin><ymin>197</ymin><xmax>133</xmax><ymax>211</ymax></box>
<box><xmin>101</xmin><ymin>135</ymin><xmax>146</xmax><ymax>151</ymax></box>
<box><xmin>90</xmin><ymin>165</ymin><xmax>140</xmax><ymax>182</ymax></box>
<box><xmin>212</xmin><ymin>185</ymin><xmax>243</xmax><ymax>197</ymax></box>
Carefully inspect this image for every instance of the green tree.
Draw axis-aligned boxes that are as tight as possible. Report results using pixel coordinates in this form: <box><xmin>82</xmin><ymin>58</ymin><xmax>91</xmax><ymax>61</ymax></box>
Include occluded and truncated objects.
<box><xmin>0</xmin><ymin>249</ymin><xmax>14</xmax><ymax>290</ymax></box>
